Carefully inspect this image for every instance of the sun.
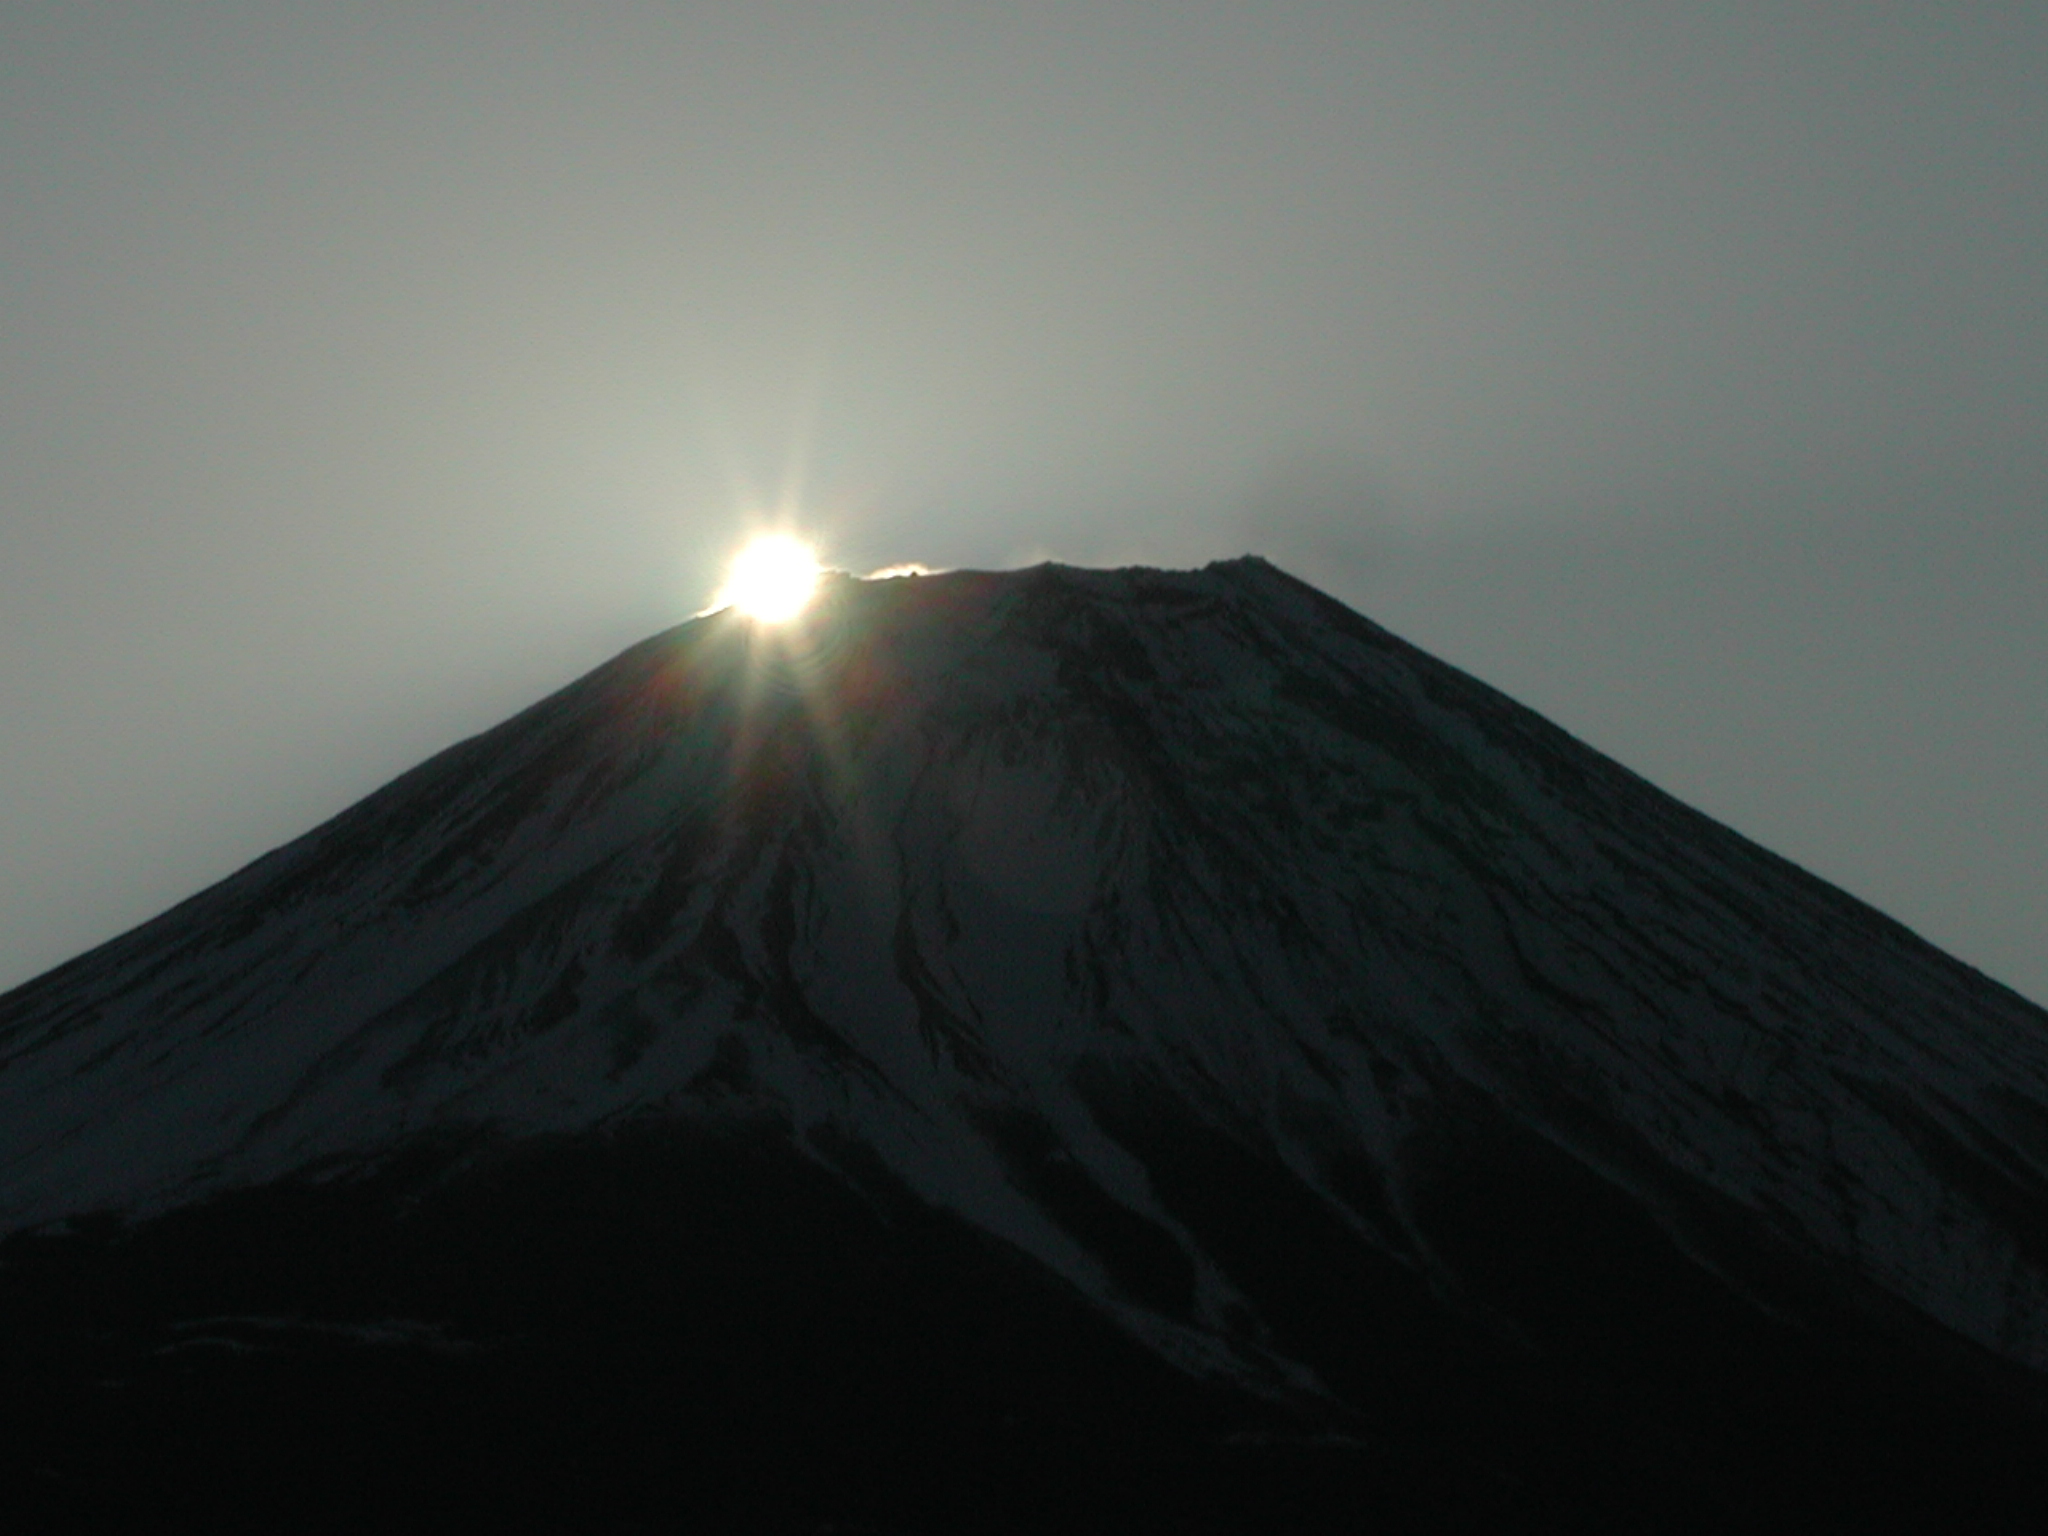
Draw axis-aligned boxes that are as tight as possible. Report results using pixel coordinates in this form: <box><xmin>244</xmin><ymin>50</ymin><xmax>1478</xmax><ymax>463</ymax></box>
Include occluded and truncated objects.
<box><xmin>719</xmin><ymin>534</ymin><xmax>822</xmax><ymax>623</ymax></box>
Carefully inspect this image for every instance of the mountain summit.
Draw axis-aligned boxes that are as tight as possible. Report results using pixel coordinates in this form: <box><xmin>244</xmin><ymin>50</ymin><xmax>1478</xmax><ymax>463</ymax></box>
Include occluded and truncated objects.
<box><xmin>5</xmin><ymin>558</ymin><xmax>2047</xmax><ymax>1529</ymax></box>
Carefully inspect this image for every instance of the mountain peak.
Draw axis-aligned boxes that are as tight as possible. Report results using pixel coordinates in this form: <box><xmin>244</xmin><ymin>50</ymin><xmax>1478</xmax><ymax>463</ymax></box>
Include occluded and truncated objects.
<box><xmin>5</xmin><ymin>557</ymin><xmax>2047</xmax><ymax>1526</ymax></box>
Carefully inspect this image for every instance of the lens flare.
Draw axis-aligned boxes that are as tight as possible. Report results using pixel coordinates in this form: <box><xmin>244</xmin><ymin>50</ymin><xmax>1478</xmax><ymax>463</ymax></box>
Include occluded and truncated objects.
<box><xmin>720</xmin><ymin>535</ymin><xmax>821</xmax><ymax>623</ymax></box>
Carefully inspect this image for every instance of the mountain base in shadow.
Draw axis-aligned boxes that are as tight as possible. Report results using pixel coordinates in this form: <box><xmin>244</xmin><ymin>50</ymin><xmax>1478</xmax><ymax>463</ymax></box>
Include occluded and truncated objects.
<box><xmin>4</xmin><ymin>1117</ymin><xmax>2046</xmax><ymax>1533</ymax></box>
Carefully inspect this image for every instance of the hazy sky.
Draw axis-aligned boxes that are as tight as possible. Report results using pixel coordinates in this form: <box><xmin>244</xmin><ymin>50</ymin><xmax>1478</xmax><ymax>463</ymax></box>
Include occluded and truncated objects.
<box><xmin>3</xmin><ymin>2</ymin><xmax>2043</xmax><ymax>1003</ymax></box>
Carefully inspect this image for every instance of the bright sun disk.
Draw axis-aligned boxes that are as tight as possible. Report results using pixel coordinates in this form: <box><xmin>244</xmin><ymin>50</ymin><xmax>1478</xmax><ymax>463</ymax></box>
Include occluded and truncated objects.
<box><xmin>721</xmin><ymin>534</ymin><xmax>821</xmax><ymax>623</ymax></box>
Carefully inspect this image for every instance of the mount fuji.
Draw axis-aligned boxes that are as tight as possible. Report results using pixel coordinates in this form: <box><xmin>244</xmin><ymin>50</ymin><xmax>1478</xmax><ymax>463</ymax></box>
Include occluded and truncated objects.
<box><xmin>4</xmin><ymin>557</ymin><xmax>2046</xmax><ymax>1530</ymax></box>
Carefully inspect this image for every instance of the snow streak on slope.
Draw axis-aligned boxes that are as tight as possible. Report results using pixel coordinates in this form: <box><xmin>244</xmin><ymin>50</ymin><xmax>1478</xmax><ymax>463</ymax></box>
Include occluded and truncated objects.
<box><xmin>4</xmin><ymin>557</ymin><xmax>2048</xmax><ymax>1382</ymax></box>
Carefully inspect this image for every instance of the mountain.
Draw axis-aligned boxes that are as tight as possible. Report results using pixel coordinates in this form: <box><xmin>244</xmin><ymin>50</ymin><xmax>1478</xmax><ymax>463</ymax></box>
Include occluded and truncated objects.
<box><xmin>4</xmin><ymin>557</ymin><xmax>2047</xmax><ymax>1531</ymax></box>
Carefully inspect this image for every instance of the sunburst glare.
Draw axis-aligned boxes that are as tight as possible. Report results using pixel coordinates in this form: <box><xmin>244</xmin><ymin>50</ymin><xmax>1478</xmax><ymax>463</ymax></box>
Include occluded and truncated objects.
<box><xmin>719</xmin><ymin>534</ymin><xmax>822</xmax><ymax>623</ymax></box>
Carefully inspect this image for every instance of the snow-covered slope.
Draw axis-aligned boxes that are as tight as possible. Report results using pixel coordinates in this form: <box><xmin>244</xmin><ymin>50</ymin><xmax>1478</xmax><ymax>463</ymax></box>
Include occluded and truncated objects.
<box><xmin>5</xmin><ymin>556</ymin><xmax>2048</xmax><ymax>1405</ymax></box>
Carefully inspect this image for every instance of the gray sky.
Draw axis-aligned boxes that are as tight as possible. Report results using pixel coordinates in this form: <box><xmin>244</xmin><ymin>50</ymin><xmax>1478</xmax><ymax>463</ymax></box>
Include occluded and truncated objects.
<box><xmin>3</xmin><ymin>2</ymin><xmax>2043</xmax><ymax>1004</ymax></box>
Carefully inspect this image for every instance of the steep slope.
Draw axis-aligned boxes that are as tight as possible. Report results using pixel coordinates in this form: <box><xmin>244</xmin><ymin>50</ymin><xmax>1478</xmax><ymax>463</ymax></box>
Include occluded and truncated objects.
<box><xmin>4</xmin><ymin>557</ymin><xmax>2047</xmax><ymax>1528</ymax></box>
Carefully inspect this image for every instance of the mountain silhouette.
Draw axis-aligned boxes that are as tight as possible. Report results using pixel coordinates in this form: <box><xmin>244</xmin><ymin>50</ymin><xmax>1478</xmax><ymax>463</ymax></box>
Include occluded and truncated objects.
<box><xmin>4</xmin><ymin>558</ymin><xmax>2046</xmax><ymax>1531</ymax></box>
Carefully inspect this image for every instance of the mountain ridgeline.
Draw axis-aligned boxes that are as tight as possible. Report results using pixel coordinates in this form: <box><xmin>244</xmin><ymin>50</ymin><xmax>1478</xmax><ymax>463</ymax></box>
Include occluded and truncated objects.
<box><xmin>4</xmin><ymin>558</ymin><xmax>2047</xmax><ymax>1530</ymax></box>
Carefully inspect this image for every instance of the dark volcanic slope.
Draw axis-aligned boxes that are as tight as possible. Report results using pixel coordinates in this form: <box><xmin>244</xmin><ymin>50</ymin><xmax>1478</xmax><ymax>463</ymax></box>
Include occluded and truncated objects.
<box><xmin>4</xmin><ymin>558</ymin><xmax>2047</xmax><ymax>1530</ymax></box>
